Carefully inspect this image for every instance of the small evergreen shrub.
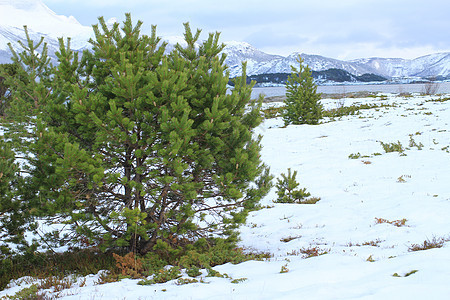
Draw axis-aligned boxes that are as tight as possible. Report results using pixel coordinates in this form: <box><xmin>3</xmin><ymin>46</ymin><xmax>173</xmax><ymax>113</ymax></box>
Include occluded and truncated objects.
<box><xmin>206</xmin><ymin>267</ymin><xmax>230</xmax><ymax>278</ymax></box>
<box><xmin>348</xmin><ymin>152</ymin><xmax>362</xmax><ymax>159</ymax></box>
<box><xmin>380</xmin><ymin>141</ymin><xmax>405</xmax><ymax>153</ymax></box>
<box><xmin>301</xmin><ymin>197</ymin><xmax>321</xmax><ymax>204</ymax></box>
<box><xmin>186</xmin><ymin>266</ymin><xmax>202</xmax><ymax>277</ymax></box>
<box><xmin>2</xmin><ymin>284</ymin><xmax>49</xmax><ymax>300</ymax></box>
<box><xmin>231</xmin><ymin>278</ymin><xmax>248</xmax><ymax>284</ymax></box>
<box><xmin>408</xmin><ymin>136</ymin><xmax>424</xmax><ymax>150</ymax></box>
<box><xmin>138</xmin><ymin>267</ymin><xmax>181</xmax><ymax>285</ymax></box>
<box><xmin>176</xmin><ymin>278</ymin><xmax>199</xmax><ymax>285</ymax></box>
<box><xmin>274</xmin><ymin>168</ymin><xmax>311</xmax><ymax>203</ymax></box>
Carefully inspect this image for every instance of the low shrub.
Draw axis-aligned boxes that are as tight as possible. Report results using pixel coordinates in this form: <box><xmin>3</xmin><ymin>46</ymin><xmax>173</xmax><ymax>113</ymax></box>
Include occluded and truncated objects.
<box><xmin>274</xmin><ymin>168</ymin><xmax>312</xmax><ymax>204</ymax></box>
<box><xmin>138</xmin><ymin>266</ymin><xmax>181</xmax><ymax>285</ymax></box>
<box><xmin>113</xmin><ymin>252</ymin><xmax>143</xmax><ymax>279</ymax></box>
<box><xmin>231</xmin><ymin>278</ymin><xmax>248</xmax><ymax>284</ymax></box>
<box><xmin>1</xmin><ymin>237</ymin><xmax>271</xmax><ymax>290</ymax></box>
<box><xmin>408</xmin><ymin>136</ymin><xmax>424</xmax><ymax>150</ymax></box>
<box><xmin>300</xmin><ymin>246</ymin><xmax>329</xmax><ymax>258</ymax></box>
<box><xmin>348</xmin><ymin>152</ymin><xmax>362</xmax><ymax>159</ymax></box>
<box><xmin>323</xmin><ymin>103</ymin><xmax>394</xmax><ymax>119</ymax></box>
<box><xmin>408</xmin><ymin>237</ymin><xmax>448</xmax><ymax>251</ymax></box>
<box><xmin>393</xmin><ymin>270</ymin><xmax>418</xmax><ymax>277</ymax></box>
<box><xmin>262</xmin><ymin>106</ymin><xmax>283</xmax><ymax>119</ymax></box>
<box><xmin>0</xmin><ymin>249</ymin><xmax>116</xmax><ymax>291</ymax></box>
<box><xmin>288</xmin><ymin>246</ymin><xmax>329</xmax><ymax>258</ymax></box>
<box><xmin>186</xmin><ymin>266</ymin><xmax>202</xmax><ymax>277</ymax></box>
<box><xmin>2</xmin><ymin>284</ymin><xmax>50</xmax><ymax>300</ymax></box>
<box><xmin>176</xmin><ymin>278</ymin><xmax>199</xmax><ymax>285</ymax></box>
<box><xmin>379</xmin><ymin>141</ymin><xmax>405</xmax><ymax>153</ymax></box>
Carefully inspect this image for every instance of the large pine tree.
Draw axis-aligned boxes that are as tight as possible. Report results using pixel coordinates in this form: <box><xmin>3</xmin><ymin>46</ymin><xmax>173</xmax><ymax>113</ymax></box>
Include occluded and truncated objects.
<box><xmin>283</xmin><ymin>55</ymin><xmax>323</xmax><ymax>125</ymax></box>
<box><xmin>2</xmin><ymin>15</ymin><xmax>272</xmax><ymax>254</ymax></box>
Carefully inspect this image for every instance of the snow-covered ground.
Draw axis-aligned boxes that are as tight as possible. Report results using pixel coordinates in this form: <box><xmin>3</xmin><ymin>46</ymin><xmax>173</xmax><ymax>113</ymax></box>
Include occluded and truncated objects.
<box><xmin>2</xmin><ymin>93</ymin><xmax>450</xmax><ymax>299</ymax></box>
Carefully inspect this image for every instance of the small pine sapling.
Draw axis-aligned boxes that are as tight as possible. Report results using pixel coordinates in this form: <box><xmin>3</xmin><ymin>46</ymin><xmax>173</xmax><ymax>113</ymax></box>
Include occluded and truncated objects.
<box><xmin>275</xmin><ymin>168</ymin><xmax>311</xmax><ymax>203</ymax></box>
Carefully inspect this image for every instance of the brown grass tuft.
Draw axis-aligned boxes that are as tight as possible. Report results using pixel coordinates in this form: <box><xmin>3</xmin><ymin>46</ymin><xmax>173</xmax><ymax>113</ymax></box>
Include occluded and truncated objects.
<box><xmin>113</xmin><ymin>252</ymin><xmax>143</xmax><ymax>278</ymax></box>
<box><xmin>408</xmin><ymin>237</ymin><xmax>448</xmax><ymax>252</ymax></box>
<box><xmin>375</xmin><ymin>217</ymin><xmax>408</xmax><ymax>227</ymax></box>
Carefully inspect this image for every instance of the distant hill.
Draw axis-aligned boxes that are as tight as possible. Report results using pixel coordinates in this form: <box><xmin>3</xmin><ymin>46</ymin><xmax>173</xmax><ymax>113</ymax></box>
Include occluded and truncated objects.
<box><xmin>228</xmin><ymin>69</ymin><xmax>386</xmax><ymax>86</ymax></box>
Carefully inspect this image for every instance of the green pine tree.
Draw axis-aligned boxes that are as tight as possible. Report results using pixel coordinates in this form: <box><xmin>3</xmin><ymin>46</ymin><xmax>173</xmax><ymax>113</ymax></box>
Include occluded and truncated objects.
<box><xmin>3</xmin><ymin>14</ymin><xmax>272</xmax><ymax>255</ymax></box>
<box><xmin>0</xmin><ymin>64</ymin><xmax>19</xmax><ymax>117</ymax></box>
<box><xmin>275</xmin><ymin>168</ymin><xmax>310</xmax><ymax>203</ymax></box>
<box><xmin>0</xmin><ymin>138</ymin><xmax>36</xmax><ymax>254</ymax></box>
<box><xmin>283</xmin><ymin>55</ymin><xmax>323</xmax><ymax>125</ymax></box>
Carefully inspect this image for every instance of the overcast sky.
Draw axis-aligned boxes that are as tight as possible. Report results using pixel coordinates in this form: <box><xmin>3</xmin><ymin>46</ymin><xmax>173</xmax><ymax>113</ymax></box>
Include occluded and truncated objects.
<box><xmin>42</xmin><ymin>0</ymin><xmax>450</xmax><ymax>60</ymax></box>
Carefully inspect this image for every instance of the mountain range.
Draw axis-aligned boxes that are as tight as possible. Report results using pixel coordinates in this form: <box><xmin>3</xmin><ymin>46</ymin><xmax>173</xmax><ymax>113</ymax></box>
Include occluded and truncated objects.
<box><xmin>2</xmin><ymin>0</ymin><xmax>450</xmax><ymax>82</ymax></box>
<box><xmin>222</xmin><ymin>42</ymin><xmax>450</xmax><ymax>80</ymax></box>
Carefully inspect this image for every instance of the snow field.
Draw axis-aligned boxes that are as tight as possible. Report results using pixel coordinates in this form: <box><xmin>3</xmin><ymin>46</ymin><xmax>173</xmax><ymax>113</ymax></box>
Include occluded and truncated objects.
<box><xmin>1</xmin><ymin>93</ymin><xmax>450</xmax><ymax>299</ymax></box>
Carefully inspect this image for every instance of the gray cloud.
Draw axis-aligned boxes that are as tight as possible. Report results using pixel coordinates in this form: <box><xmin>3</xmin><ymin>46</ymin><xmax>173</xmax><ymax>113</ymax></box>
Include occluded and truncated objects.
<box><xmin>245</xmin><ymin>29</ymin><xmax>309</xmax><ymax>49</ymax></box>
<box><xmin>42</xmin><ymin>0</ymin><xmax>450</xmax><ymax>59</ymax></box>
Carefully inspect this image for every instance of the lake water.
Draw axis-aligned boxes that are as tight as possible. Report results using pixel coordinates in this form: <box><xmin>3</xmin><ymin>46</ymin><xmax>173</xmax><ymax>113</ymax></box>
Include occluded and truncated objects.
<box><xmin>250</xmin><ymin>82</ymin><xmax>450</xmax><ymax>98</ymax></box>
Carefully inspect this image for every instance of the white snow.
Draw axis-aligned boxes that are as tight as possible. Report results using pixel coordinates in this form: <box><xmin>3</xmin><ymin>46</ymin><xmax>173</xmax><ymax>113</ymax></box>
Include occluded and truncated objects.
<box><xmin>2</xmin><ymin>93</ymin><xmax>450</xmax><ymax>299</ymax></box>
<box><xmin>0</xmin><ymin>0</ymin><xmax>92</xmax><ymax>51</ymax></box>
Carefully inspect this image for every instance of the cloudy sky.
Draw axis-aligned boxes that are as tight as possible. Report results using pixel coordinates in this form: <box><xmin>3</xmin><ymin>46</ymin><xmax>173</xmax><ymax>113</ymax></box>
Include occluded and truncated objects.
<box><xmin>42</xmin><ymin>0</ymin><xmax>450</xmax><ymax>60</ymax></box>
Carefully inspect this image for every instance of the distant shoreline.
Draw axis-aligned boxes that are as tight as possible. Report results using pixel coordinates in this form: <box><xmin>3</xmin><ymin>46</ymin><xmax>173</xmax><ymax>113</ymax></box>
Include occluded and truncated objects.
<box><xmin>251</xmin><ymin>82</ymin><xmax>450</xmax><ymax>99</ymax></box>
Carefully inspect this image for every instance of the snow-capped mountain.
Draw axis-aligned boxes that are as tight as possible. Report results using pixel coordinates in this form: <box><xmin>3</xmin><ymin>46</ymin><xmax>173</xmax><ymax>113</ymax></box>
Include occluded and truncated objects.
<box><xmin>223</xmin><ymin>42</ymin><xmax>450</xmax><ymax>79</ymax></box>
<box><xmin>351</xmin><ymin>53</ymin><xmax>450</xmax><ymax>78</ymax></box>
<box><xmin>221</xmin><ymin>43</ymin><xmax>375</xmax><ymax>78</ymax></box>
<box><xmin>221</xmin><ymin>41</ymin><xmax>284</xmax><ymax>77</ymax></box>
<box><xmin>0</xmin><ymin>0</ymin><xmax>92</xmax><ymax>63</ymax></box>
<box><xmin>2</xmin><ymin>0</ymin><xmax>450</xmax><ymax>81</ymax></box>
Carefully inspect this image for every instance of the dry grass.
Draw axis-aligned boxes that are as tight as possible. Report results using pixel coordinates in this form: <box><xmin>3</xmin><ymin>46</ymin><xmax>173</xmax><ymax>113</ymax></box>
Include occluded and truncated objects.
<box><xmin>375</xmin><ymin>217</ymin><xmax>408</xmax><ymax>227</ymax></box>
<box><xmin>300</xmin><ymin>197</ymin><xmax>321</xmax><ymax>204</ymax></box>
<box><xmin>280</xmin><ymin>236</ymin><xmax>302</xmax><ymax>243</ymax></box>
<box><xmin>288</xmin><ymin>246</ymin><xmax>330</xmax><ymax>258</ymax></box>
<box><xmin>346</xmin><ymin>239</ymin><xmax>383</xmax><ymax>247</ymax></box>
<box><xmin>408</xmin><ymin>237</ymin><xmax>448</xmax><ymax>252</ymax></box>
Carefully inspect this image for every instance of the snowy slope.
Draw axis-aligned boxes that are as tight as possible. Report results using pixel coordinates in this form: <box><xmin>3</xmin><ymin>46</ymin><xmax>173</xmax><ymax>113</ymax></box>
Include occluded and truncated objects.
<box><xmin>2</xmin><ymin>93</ymin><xmax>450</xmax><ymax>299</ymax></box>
<box><xmin>222</xmin><ymin>41</ymin><xmax>284</xmax><ymax>77</ymax></box>
<box><xmin>352</xmin><ymin>53</ymin><xmax>450</xmax><ymax>78</ymax></box>
<box><xmin>0</xmin><ymin>0</ymin><xmax>92</xmax><ymax>63</ymax></box>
